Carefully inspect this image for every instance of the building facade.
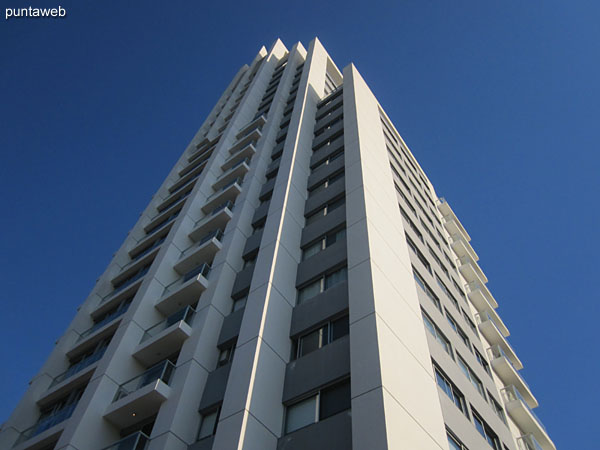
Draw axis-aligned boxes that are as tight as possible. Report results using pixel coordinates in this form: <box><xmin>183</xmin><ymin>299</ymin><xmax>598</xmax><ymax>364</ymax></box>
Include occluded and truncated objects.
<box><xmin>0</xmin><ymin>38</ymin><xmax>555</xmax><ymax>450</ymax></box>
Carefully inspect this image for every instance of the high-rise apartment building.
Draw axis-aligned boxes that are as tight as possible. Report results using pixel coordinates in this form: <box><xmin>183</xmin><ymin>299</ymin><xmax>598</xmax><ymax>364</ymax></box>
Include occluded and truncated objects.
<box><xmin>0</xmin><ymin>38</ymin><xmax>555</xmax><ymax>450</ymax></box>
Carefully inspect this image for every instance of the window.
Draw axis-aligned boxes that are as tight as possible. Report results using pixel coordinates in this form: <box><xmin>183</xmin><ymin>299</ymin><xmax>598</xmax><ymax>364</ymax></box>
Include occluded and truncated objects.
<box><xmin>474</xmin><ymin>348</ymin><xmax>491</xmax><ymax>376</ymax></box>
<box><xmin>413</xmin><ymin>268</ymin><xmax>441</xmax><ymax>311</ymax></box>
<box><xmin>428</xmin><ymin>245</ymin><xmax>448</xmax><ymax>277</ymax></box>
<box><xmin>436</xmin><ymin>275</ymin><xmax>459</xmax><ymax>310</ymax></box>
<box><xmin>309</xmin><ymin>171</ymin><xmax>344</xmax><ymax>197</ymax></box>
<box><xmin>231</xmin><ymin>296</ymin><xmax>247</xmax><ymax>313</ymax></box>
<box><xmin>305</xmin><ymin>197</ymin><xmax>345</xmax><ymax>226</ymax></box>
<box><xmin>302</xmin><ymin>228</ymin><xmax>346</xmax><ymax>260</ymax></box>
<box><xmin>197</xmin><ymin>407</ymin><xmax>220</xmax><ymax>440</ymax></box>
<box><xmin>243</xmin><ymin>254</ymin><xmax>257</xmax><ymax>269</ymax></box>
<box><xmin>462</xmin><ymin>308</ymin><xmax>478</xmax><ymax>336</ymax></box>
<box><xmin>488</xmin><ymin>393</ymin><xmax>507</xmax><ymax>425</ymax></box>
<box><xmin>447</xmin><ymin>431</ymin><xmax>468</xmax><ymax>450</ymax></box>
<box><xmin>422</xmin><ymin>311</ymin><xmax>452</xmax><ymax>356</ymax></box>
<box><xmin>291</xmin><ymin>316</ymin><xmax>349</xmax><ymax>360</ymax></box>
<box><xmin>217</xmin><ymin>342</ymin><xmax>236</xmax><ymax>367</ymax></box>
<box><xmin>297</xmin><ymin>266</ymin><xmax>347</xmax><ymax>304</ymax></box>
<box><xmin>434</xmin><ymin>364</ymin><xmax>467</xmax><ymax>416</ymax></box>
<box><xmin>472</xmin><ymin>409</ymin><xmax>501</xmax><ymax>450</ymax></box>
<box><xmin>453</xmin><ymin>278</ymin><xmax>467</xmax><ymax>301</ymax></box>
<box><xmin>406</xmin><ymin>234</ymin><xmax>431</xmax><ymax>274</ymax></box>
<box><xmin>457</xmin><ymin>354</ymin><xmax>486</xmax><ymax>399</ymax></box>
<box><xmin>284</xmin><ymin>379</ymin><xmax>351</xmax><ymax>434</ymax></box>
<box><xmin>311</xmin><ymin>149</ymin><xmax>344</xmax><ymax>172</ymax></box>
<box><xmin>445</xmin><ymin>310</ymin><xmax>471</xmax><ymax>350</ymax></box>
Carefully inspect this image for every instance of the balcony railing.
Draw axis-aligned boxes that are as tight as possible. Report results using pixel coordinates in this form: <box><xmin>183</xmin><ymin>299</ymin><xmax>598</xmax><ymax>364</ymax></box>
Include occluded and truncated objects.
<box><xmin>49</xmin><ymin>347</ymin><xmax>107</xmax><ymax>389</ymax></box>
<box><xmin>488</xmin><ymin>345</ymin><xmax>531</xmax><ymax>390</ymax></box>
<box><xmin>205</xmin><ymin>177</ymin><xmax>243</xmax><ymax>202</ymax></box>
<box><xmin>100</xmin><ymin>431</ymin><xmax>150</xmax><ymax>450</ymax></box>
<box><xmin>501</xmin><ymin>385</ymin><xmax>547</xmax><ymax>432</ymax></box>
<box><xmin>161</xmin><ymin>263</ymin><xmax>210</xmax><ymax>298</ymax></box>
<box><xmin>114</xmin><ymin>360</ymin><xmax>175</xmax><ymax>402</ymax></box>
<box><xmin>78</xmin><ymin>303</ymin><xmax>129</xmax><ymax>342</ymax></box>
<box><xmin>15</xmin><ymin>403</ymin><xmax>77</xmax><ymax>444</ymax></box>
<box><xmin>195</xmin><ymin>201</ymin><xmax>234</xmax><ymax>227</ymax></box>
<box><xmin>180</xmin><ymin>229</ymin><xmax>224</xmax><ymax>259</ymax></box>
<box><xmin>102</xmin><ymin>266</ymin><xmax>149</xmax><ymax>303</ymax></box>
<box><xmin>128</xmin><ymin>236</ymin><xmax>165</xmax><ymax>265</ymax></box>
<box><xmin>517</xmin><ymin>434</ymin><xmax>544</xmax><ymax>450</ymax></box>
<box><xmin>141</xmin><ymin>306</ymin><xmax>196</xmax><ymax>343</ymax></box>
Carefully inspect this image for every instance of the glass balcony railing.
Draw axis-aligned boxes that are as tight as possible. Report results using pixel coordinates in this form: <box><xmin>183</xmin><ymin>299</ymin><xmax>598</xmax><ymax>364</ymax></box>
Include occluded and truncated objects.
<box><xmin>145</xmin><ymin>211</ymin><xmax>180</xmax><ymax>236</ymax></box>
<box><xmin>141</xmin><ymin>306</ymin><xmax>196</xmax><ymax>343</ymax></box>
<box><xmin>78</xmin><ymin>302</ymin><xmax>130</xmax><ymax>341</ymax></box>
<box><xmin>487</xmin><ymin>345</ymin><xmax>531</xmax><ymax>390</ymax></box>
<box><xmin>194</xmin><ymin>202</ymin><xmax>234</xmax><ymax>228</ymax></box>
<box><xmin>100</xmin><ymin>431</ymin><xmax>150</xmax><ymax>450</ymax></box>
<box><xmin>501</xmin><ymin>385</ymin><xmax>547</xmax><ymax>432</ymax></box>
<box><xmin>206</xmin><ymin>178</ymin><xmax>243</xmax><ymax>201</ymax></box>
<box><xmin>161</xmin><ymin>264</ymin><xmax>211</xmax><ymax>299</ymax></box>
<box><xmin>102</xmin><ymin>266</ymin><xmax>149</xmax><ymax>303</ymax></box>
<box><xmin>517</xmin><ymin>434</ymin><xmax>544</xmax><ymax>450</ymax></box>
<box><xmin>15</xmin><ymin>403</ymin><xmax>77</xmax><ymax>444</ymax></box>
<box><xmin>121</xmin><ymin>237</ymin><xmax>165</xmax><ymax>272</ymax></box>
<box><xmin>49</xmin><ymin>347</ymin><xmax>107</xmax><ymax>389</ymax></box>
<box><xmin>113</xmin><ymin>360</ymin><xmax>175</xmax><ymax>402</ymax></box>
<box><xmin>218</xmin><ymin>158</ymin><xmax>250</xmax><ymax>181</ymax></box>
<box><xmin>180</xmin><ymin>230</ymin><xmax>223</xmax><ymax>259</ymax></box>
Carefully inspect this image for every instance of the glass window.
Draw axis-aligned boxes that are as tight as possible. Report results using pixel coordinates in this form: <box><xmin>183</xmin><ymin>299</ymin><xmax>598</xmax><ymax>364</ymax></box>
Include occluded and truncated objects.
<box><xmin>434</xmin><ymin>366</ymin><xmax>467</xmax><ymax>416</ymax></box>
<box><xmin>297</xmin><ymin>279</ymin><xmax>322</xmax><ymax>304</ymax></box>
<box><xmin>331</xmin><ymin>316</ymin><xmax>349</xmax><ymax>340</ymax></box>
<box><xmin>325</xmin><ymin>267</ymin><xmax>347</xmax><ymax>289</ymax></box>
<box><xmin>285</xmin><ymin>395</ymin><xmax>318</xmax><ymax>433</ymax></box>
<box><xmin>319</xmin><ymin>379</ymin><xmax>351</xmax><ymax>420</ymax></box>
<box><xmin>299</xmin><ymin>328</ymin><xmax>324</xmax><ymax>358</ymax></box>
<box><xmin>231</xmin><ymin>296</ymin><xmax>247</xmax><ymax>313</ymax></box>
<box><xmin>447</xmin><ymin>432</ymin><xmax>467</xmax><ymax>450</ymax></box>
<box><xmin>457</xmin><ymin>355</ymin><xmax>485</xmax><ymax>398</ymax></box>
<box><xmin>198</xmin><ymin>408</ymin><xmax>220</xmax><ymax>440</ymax></box>
<box><xmin>413</xmin><ymin>268</ymin><xmax>441</xmax><ymax>311</ymax></box>
<box><xmin>422</xmin><ymin>311</ymin><xmax>452</xmax><ymax>356</ymax></box>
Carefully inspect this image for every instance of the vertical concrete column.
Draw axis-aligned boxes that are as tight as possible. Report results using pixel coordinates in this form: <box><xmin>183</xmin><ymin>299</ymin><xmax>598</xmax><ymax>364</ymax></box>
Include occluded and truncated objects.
<box><xmin>343</xmin><ymin>64</ymin><xmax>449</xmax><ymax>450</ymax></box>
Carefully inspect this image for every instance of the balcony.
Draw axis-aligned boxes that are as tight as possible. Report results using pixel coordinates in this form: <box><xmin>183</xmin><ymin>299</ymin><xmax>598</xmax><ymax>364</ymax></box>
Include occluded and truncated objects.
<box><xmin>128</xmin><ymin>225</ymin><xmax>173</xmax><ymax>261</ymax></box>
<box><xmin>229</xmin><ymin>128</ymin><xmax>262</xmax><ymax>155</ymax></box>
<box><xmin>457</xmin><ymin>254</ymin><xmax>488</xmax><ymax>285</ymax></box>
<box><xmin>133</xmin><ymin>306</ymin><xmax>195</xmax><ymax>366</ymax></box>
<box><xmin>501</xmin><ymin>386</ymin><xmax>555</xmax><ymax>450</ymax></box>
<box><xmin>179</xmin><ymin>153</ymin><xmax>210</xmax><ymax>178</ymax></box>
<box><xmin>100</xmin><ymin>432</ymin><xmax>150</xmax><ymax>450</ymax></box>
<box><xmin>487</xmin><ymin>345</ymin><xmax>537</xmax><ymax>408</ymax></box>
<box><xmin>125</xmin><ymin>237</ymin><xmax>164</xmax><ymax>270</ymax></box>
<box><xmin>155</xmin><ymin>264</ymin><xmax>210</xmax><ymax>315</ymax></box>
<box><xmin>221</xmin><ymin>143</ymin><xmax>257</xmax><ymax>171</ymax></box>
<box><xmin>476</xmin><ymin>312</ymin><xmax>522</xmax><ymax>369</ymax></box>
<box><xmin>14</xmin><ymin>403</ymin><xmax>77</xmax><ymax>448</ymax></box>
<box><xmin>156</xmin><ymin>186</ymin><xmax>192</xmax><ymax>213</ymax></box>
<box><xmin>169</xmin><ymin>165</ymin><xmax>203</xmax><ymax>195</ymax></box>
<box><xmin>449</xmin><ymin>232</ymin><xmax>479</xmax><ymax>262</ymax></box>
<box><xmin>175</xmin><ymin>230</ymin><xmax>224</xmax><ymax>274</ymax></box>
<box><xmin>437</xmin><ymin>198</ymin><xmax>472</xmax><ymax>242</ymax></box>
<box><xmin>104</xmin><ymin>361</ymin><xmax>174</xmax><ymax>428</ymax></box>
<box><xmin>235</xmin><ymin>115</ymin><xmax>266</xmax><ymax>140</ymax></box>
<box><xmin>144</xmin><ymin>203</ymin><xmax>183</xmax><ymax>234</ymax></box>
<box><xmin>101</xmin><ymin>265</ymin><xmax>149</xmax><ymax>308</ymax></box>
<box><xmin>212</xmin><ymin>158</ymin><xmax>250</xmax><ymax>191</ymax></box>
<box><xmin>40</xmin><ymin>348</ymin><xmax>106</xmax><ymax>405</ymax></box>
<box><xmin>201</xmin><ymin>178</ymin><xmax>243</xmax><ymax>214</ymax></box>
<box><xmin>189</xmin><ymin>201</ymin><xmax>234</xmax><ymax>241</ymax></box>
<box><xmin>465</xmin><ymin>280</ymin><xmax>500</xmax><ymax>316</ymax></box>
<box><xmin>517</xmin><ymin>434</ymin><xmax>545</xmax><ymax>450</ymax></box>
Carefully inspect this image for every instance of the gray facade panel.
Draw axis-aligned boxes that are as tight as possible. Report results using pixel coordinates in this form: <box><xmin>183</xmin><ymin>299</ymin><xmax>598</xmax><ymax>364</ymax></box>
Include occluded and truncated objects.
<box><xmin>295</xmin><ymin>240</ymin><xmax>347</xmax><ymax>287</ymax></box>
<box><xmin>290</xmin><ymin>281</ymin><xmax>349</xmax><ymax>337</ymax></box>
<box><xmin>218</xmin><ymin>307</ymin><xmax>245</xmax><ymax>347</ymax></box>
<box><xmin>282</xmin><ymin>335</ymin><xmax>350</xmax><ymax>403</ymax></box>
<box><xmin>310</xmin><ymin>136</ymin><xmax>344</xmax><ymax>168</ymax></box>
<box><xmin>259</xmin><ymin>178</ymin><xmax>276</xmax><ymax>200</ymax></box>
<box><xmin>198</xmin><ymin>363</ymin><xmax>232</xmax><ymax>411</ymax></box>
<box><xmin>242</xmin><ymin>230</ymin><xmax>263</xmax><ymax>258</ymax></box>
<box><xmin>312</xmin><ymin>122</ymin><xmax>343</xmax><ymax>150</ymax></box>
<box><xmin>251</xmin><ymin>201</ymin><xmax>270</xmax><ymax>226</ymax></box>
<box><xmin>231</xmin><ymin>266</ymin><xmax>255</xmax><ymax>299</ymax></box>
<box><xmin>314</xmin><ymin>107</ymin><xmax>343</xmax><ymax>132</ymax></box>
<box><xmin>307</xmin><ymin>156</ymin><xmax>345</xmax><ymax>191</ymax></box>
<box><xmin>300</xmin><ymin>206</ymin><xmax>346</xmax><ymax>248</ymax></box>
<box><xmin>304</xmin><ymin>180</ymin><xmax>345</xmax><ymax>217</ymax></box>
<box><xmin>276</xmin><ymin>410</ymin><xmax>352</xmax><ymax>450</ymax></box>
<box><xmin>188</xmin><ymin>436</ymin><xmax>214</xmax><ymax>450</ymax></box>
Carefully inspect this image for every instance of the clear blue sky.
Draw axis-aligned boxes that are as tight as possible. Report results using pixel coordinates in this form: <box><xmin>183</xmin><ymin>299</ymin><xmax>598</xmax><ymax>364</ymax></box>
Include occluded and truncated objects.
<box><xmin>1</xmin><ymin>1</ymin><xmax>597</xmax><ymax>447</ymax></box>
